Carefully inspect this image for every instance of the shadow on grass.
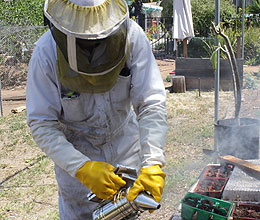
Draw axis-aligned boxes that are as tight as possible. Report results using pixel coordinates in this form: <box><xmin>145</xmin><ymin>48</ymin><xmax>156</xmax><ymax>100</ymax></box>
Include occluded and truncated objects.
<box><xmin>0</xmin><ymin>155</ymin><xmax>47</xmax><ymax>186</ymax></box>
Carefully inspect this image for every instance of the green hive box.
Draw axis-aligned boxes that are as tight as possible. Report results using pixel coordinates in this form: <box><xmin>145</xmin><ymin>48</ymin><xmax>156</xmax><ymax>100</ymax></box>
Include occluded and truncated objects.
<box><xmin>181</xmin><ymin>192</ymin><xmax>235</xmax><ymax>220</ymax></box>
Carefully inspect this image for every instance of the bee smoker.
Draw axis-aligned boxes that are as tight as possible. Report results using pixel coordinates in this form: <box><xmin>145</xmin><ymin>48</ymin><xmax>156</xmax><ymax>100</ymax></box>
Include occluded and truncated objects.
<box><xmin>87</xmin><ymin>165</ymin><xmax>161</xmax><ymax>220</ymax></box>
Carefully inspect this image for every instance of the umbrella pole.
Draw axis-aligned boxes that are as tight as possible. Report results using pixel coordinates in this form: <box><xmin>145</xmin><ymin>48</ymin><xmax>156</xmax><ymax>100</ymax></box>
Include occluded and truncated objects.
<box><xmin>183</xmin><ymin>38</ymin><xmax>188</xmax><ymax>58</ymax></box>
<box><xmin>241</xmin><ymin>0</ymin><xmax>245</xmax><ymax>60</ymax></box>
<box><xmin>0</xmin><ymin>77</ymin><xmax>3</xmax><ymax>117</ymax></box>
<box><xmin>214</xmin><ymin>0</ymin><xmax>220</xmax><ymax>162</ymax></box>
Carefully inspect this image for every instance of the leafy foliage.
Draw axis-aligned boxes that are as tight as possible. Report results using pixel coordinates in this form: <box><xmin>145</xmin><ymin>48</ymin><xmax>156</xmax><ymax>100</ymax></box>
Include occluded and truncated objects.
<box><xmin>191</xmin><ymin>0</ymin><xmax>238</xmax><ymax>37</ymax></box>
<box><xmin>247</xmin><ymin>0</ymin><xmax>260</xmax><ymax>14</ymax></box>
<box><xmin>205</xmin><ymin>25</ymin><xmax>239</xmax><ymax>57</ymax></box>
<box><xmin>159</xmin><ymin>0</ymin><xmax>172</xmax><ymax>21</ymax></box>
<box><xmin>244</xmin><ymin>27</ymin><xmax>260</xmax><ymax>65</ymax></box>
<box><xmin>180</xmin><ymin>23</ymin><xmax>260</xmax><ymax>65</ymax></box>
<box><xmin>128</xmin><ymin>0</ymin><xmax>143</xmax><ymax>18</ymax></box>
<box><xmin>0</xmin><ymin>0</ymin><xmax>45</xmax><ymax>26</ymax></box>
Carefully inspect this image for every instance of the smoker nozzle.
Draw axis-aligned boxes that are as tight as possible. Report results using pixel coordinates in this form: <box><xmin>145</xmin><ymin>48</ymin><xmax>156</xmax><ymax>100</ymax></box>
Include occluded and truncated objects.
<box><xmin>92</xmin><ymin>191</ymin><xmax>160</xmax><ymax>220</ymax></box>
<box><xmin>134</xmin><ymin>192</ymin><xmax>161</xmax><ymax>210</ymax></box>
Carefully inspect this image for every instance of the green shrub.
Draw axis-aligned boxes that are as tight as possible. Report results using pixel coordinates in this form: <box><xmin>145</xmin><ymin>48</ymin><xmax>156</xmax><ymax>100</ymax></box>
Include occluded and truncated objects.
<box><xmin>178</xmin><ymin>27</ymin><xmax>238</xmax><ymax>59</ymax></box>
<box><xmin>166</xmin><ymin>74</ymin><xmax>170</xmax><ymax>82</ymax></box>
<box><xmin>244</xmin><ymin>27</ymin><xmax>260</xmax><ymax>65</ymax></box>
<box><xmin>176</xmin><ymin>37</ymin><xmax>214</xmax><ymax>58</ymax></box>
<box><xmin>247</xmin><ymin>0</ymin><xmax>260</xmax><ymax>14</ymax></box>
<box><xmin>181</xmin><ymin>25</ymin><xmax>260</xmax><ymax>65</ymax></box>
<box><xmin>0</xmin><ymin>0</ymin><xmax>44</xmax><ymax>26</ymax></box>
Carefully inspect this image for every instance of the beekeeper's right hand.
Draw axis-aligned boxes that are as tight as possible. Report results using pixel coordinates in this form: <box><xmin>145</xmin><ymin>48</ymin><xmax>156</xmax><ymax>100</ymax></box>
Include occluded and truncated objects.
<box><xmin>76</xmin><ymin>161</ymin><xmax>126</xmax><ymax>200</ymax></box>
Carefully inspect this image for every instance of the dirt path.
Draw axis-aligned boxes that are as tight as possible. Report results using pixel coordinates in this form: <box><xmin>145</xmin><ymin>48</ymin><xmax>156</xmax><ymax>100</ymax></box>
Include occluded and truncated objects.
<box><xmin>1</xmin><ymin>88</ymin><xmax>26</xmax><ymax>117</ymax></box>
<box><xmin>157</xmin><ymin>58</ymin><xmax>176</xmax><ymax>87</ymax></box>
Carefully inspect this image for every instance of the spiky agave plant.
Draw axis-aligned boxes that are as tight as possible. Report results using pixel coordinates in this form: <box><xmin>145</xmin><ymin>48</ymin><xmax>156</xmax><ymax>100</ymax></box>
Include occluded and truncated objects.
<box><xmin>247</xmin><ymin>0</ymin><xmax>260</xmax><ymax>14</ymax></box>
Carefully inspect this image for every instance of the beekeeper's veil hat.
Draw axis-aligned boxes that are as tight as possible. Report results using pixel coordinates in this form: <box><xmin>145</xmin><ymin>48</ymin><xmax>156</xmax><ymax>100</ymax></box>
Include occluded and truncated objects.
<box><xmin>44</xmin><ymin>0</ymin><xmax>129</xmax><ymax>93</ymax></box>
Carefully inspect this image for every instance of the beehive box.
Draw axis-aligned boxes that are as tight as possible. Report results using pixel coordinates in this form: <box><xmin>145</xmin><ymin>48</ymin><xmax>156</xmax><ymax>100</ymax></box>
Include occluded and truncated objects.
<box><xmin>193</xmin><ymin>164</ymin><xmax>233</xmax><ymax>198</ymax></box>
<box><xmin>222</xmin><ymin>160</ymin><xmax>260</xmax><ymax>203</ymax></box>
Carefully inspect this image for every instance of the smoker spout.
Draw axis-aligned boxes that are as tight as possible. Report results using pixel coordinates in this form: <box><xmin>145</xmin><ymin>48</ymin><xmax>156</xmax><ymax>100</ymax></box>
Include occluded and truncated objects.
<box><xmin>133</xmin><ymin>193</ymin><xmax>160</xmax><ymax>210</ymax></box>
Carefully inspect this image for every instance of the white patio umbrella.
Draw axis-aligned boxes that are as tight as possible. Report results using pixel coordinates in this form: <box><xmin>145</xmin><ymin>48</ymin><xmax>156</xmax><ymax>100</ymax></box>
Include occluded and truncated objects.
<box><xmin>172</xmin><ymin>0</ymin><xmax>194</xmax><ymax>51</ymax></box>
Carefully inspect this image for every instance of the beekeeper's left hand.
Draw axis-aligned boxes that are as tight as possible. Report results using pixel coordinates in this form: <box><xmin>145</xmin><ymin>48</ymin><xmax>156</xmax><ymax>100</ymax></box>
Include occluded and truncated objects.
<box><xmin>126</xmin><ymin>164</ymin><xmax>166</xmax><ymax>211</ymax></box>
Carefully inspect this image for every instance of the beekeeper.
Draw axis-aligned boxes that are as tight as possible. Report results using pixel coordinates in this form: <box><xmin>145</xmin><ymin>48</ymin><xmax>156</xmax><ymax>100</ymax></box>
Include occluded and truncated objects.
<box><xmin>26</xmin><ymin>0</ymin><xmax>168</xmax><ymax>219</ymax></box>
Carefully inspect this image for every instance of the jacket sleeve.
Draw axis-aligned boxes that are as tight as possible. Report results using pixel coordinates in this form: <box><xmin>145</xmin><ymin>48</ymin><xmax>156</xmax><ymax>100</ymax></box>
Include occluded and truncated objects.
<box><xmin>26</xmin><ymin>34</ymin><xmax>89</xmax><ymax>177</ymax></box>
<box><xmin>128</xmin><ymin>22</ymin><xmax>168</xmax><ymax>168</ymax></box>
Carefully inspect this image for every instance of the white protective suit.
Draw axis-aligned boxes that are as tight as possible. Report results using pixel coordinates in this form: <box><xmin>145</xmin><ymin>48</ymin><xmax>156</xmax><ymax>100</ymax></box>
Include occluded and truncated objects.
<box><xmin>26</xmin><ymin>19</ymin><xmax>167</xmax><ymax>219</ymax></box>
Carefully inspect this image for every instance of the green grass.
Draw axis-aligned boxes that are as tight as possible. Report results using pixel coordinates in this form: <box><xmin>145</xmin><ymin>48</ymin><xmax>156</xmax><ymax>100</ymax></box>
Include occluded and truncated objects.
<box><xmin>0</xmin><ymin>112</ymin><xmax>58</xmax><ymax>220</ymax></box>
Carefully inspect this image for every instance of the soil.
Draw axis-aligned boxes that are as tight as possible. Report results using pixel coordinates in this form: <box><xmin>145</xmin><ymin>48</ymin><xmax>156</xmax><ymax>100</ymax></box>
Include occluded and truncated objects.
<box><xmin>233</xmin><ymin>204</ymin><xmax>260</xmax><ymax>219</ymax></box>
<box><xmin>206</xmin><ymin>166</ymin><xmax>223</xmax><ymax>178</ymax></box>
<box><xmin>213</xmin><ymin>206</ymin><xmax>228</xmax><ymax>216</ymax></box>
<box><xmin>195</xmin><ymin>178</ymin><xmax>226</xmax><ymax>192</ymax></box>
<box><xmin>1</xmin><ymin>88</ymin><xmax>26</xmax><ymax>116</ymax></box>
<box><xmin>204</xmin><ymin>165</ymin><xmax>233</xmax><ymax>178</ymax></box>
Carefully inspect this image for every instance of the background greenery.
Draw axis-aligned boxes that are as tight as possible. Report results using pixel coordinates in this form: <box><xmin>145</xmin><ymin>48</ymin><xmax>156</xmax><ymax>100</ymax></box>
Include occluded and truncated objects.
<box><xmin>247</xmin><ymin>0</ymin><xmax>260</xmax><ymax>14</ymax></box>
<box><xmin>0</xmin><ymin>0</ymin><xmax>44</xmax><ymax>26</ymax></box>
<box><xmin>0</xmin><ymin>0</ymin><xmax>259</xmax><ymax>65</ymax></box>
<box><xmin>179</xmin><ymin>25</ymin><xmax>260</xmax><ymax>65</ymax></box>
<box><xmin>161</xmin><ymin>0</ymin><xmax>260</xmax><ymax>65</ymax></box>
<box><xmin>244</xmin><ymin>26</ymin><xmax>260</xmax><ymax>65</ymax></box>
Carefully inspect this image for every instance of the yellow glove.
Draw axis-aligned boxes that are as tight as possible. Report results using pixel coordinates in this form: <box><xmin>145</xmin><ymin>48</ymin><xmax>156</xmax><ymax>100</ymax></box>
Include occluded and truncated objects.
<box><xmin>126</xmin><ymin>165</ymin><xmax>166</xmax><ymax>204</ymax></box>
<box><xmin>76</xmin><ymin>161</ymin><xmax>126</xmax><ymax>200</ymax></box>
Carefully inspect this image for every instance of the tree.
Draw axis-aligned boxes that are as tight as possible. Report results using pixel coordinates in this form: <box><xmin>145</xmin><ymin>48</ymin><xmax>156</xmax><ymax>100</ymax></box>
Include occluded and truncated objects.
<box><xmin>128</xmin><ymin>0</ymin><xmax>145</xmax><ymax>29</ymax></box>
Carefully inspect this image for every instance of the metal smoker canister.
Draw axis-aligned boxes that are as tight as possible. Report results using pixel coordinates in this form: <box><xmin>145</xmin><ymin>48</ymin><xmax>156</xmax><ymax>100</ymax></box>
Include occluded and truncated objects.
<box><xmin>92</xmin><ymin>191</ymin><xmax>160</xmax><ymax>220</ymax></box>
<box><xmin>88</xmin><ymin>165</ymin><xmax>161</xmax><ymax>220</ymax></box>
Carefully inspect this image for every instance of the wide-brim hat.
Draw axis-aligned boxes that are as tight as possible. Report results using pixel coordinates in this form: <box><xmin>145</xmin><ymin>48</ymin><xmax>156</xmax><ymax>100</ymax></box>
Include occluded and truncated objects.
<box><xmin>44</xmin><ymin>0</ymin><xmax>130</xmax><ymax>93</ymax></box>
<box><xmin>44</xmin><ymin>0</ymin><xmax>129</xmax><ymax>39</ymax></box>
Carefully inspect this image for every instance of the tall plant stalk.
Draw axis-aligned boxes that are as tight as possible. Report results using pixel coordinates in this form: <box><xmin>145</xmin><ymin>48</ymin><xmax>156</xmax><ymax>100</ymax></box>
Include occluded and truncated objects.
<box><xmin>212</xmin><ymin>24</ymin><xmax>242</xmax><ymax>122</ymax></box>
